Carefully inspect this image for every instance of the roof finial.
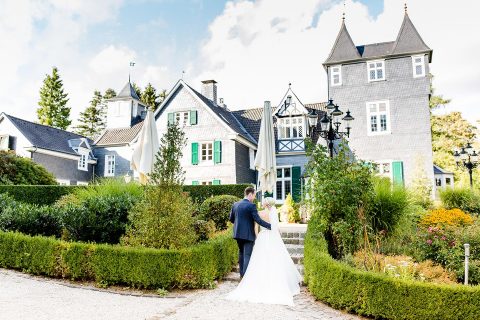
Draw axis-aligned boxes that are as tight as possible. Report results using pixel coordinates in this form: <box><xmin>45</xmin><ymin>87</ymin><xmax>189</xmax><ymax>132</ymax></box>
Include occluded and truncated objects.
<box><xmin>404</xmin><ymin>2</ymin><xmax>408</xmax><ymax>14</ymax></box>
<box><xmin>181</xmin><ymin>70</ymin><xmax>185</xmax><ymax>80</ymax></box>
<box><xmin>342</xmin><ymin>0</ymin><xmax>346</xmax><ymax>21</ymax></box>
<box><xmin>289</xmin><ymin>82</ymin><xmax>292</xmax><ymax>88</ymax></box>
<box><xmin>129</xmin><ymin>61</ymin><xmax>135</xmax><ymax>83</ymax></box>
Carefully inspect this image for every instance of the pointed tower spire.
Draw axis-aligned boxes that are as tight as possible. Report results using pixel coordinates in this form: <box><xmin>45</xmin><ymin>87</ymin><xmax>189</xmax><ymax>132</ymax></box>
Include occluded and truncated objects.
<box><xmin>324</xmin><ymin>19</ymin><xmax>360</xmax><ymax>65</ymax></box>
<box><xmin>392</xmin><ymin>10</ymin><xmax>431</xmax><ymax>60</ymax></box>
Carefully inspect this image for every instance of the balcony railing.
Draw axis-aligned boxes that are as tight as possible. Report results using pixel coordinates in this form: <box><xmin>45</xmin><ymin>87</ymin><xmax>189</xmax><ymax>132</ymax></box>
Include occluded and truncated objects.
<box><xmin>277</xmin><ymin>139</ymin><xmax>305</xmax><ymax>152</ymax></box>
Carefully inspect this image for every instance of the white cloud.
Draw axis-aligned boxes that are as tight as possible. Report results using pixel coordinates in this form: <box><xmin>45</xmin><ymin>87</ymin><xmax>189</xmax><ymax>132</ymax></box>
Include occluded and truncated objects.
<box><xmin>194</xmin><ymin>0</ymin><xmax>480</xmax><ymax>124</ymax></box>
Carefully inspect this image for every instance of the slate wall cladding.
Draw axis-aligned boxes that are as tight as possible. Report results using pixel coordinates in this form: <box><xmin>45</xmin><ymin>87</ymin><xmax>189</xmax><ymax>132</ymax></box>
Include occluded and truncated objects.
<box><xmin>234</xmin><ymin>142</ymin><xmax>255</xmax><ymax>184</ymax></box>
<box><xmin>329</xmin><ymin>54</ymin><xmax>434</xmax><ymax>185</ymax></box>
<box><xmin>93</xmin><ymin>146</ymin><xmax>133</xmax><ymax>178</ymax></box>
<box><xmin>31</xmin><ymin>152</ymin><xmax>93</xmax><ymax>184</ymax></box>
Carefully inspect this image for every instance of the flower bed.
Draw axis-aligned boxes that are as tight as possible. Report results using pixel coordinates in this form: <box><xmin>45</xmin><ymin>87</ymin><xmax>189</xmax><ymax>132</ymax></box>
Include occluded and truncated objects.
<box><xmin>0</xmin><ymin>229</ymin><xmax>237</xmax><ymax>289</ymax></box>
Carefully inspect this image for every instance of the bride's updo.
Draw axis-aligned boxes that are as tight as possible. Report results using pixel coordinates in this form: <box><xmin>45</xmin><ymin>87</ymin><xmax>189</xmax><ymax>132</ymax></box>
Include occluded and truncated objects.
<box><xmin>262</xmin><ymin>197</ymin><xmax>276</xmax><ymax>208</ymax></box>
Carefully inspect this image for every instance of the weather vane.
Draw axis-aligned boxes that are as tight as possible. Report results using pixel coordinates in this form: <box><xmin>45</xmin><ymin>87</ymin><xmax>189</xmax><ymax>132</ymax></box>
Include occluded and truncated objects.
<box><xmin>129</xmin><ymin>61</ymin><xmax>135</xmax><ymax>83</ymax></box>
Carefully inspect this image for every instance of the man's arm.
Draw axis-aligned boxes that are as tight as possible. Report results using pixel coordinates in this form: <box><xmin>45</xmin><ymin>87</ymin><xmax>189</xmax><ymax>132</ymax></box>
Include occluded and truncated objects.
<box><xmin>229</xmin><ymin>205</ymin><xmax>235</xmax><ymax>223</ymax></box>
<box><xmin>251</xmin><ymin>205</ymin><xmax>271</xmax><ymax>230</ymax></box>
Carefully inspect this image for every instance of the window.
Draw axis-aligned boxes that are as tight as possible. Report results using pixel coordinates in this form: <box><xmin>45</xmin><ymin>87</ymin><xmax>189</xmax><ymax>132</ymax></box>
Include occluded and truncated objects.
<box><xmin>175</xmin><ymin>111</ymin><xmax>190</xmax><ymax>127</ymax></box>
<box><xmin>275</xmin><ymin>167</ymin><xmax>292</xmax><ymax>202</ymax></box>
<box><xmin>412</xmin><ymin>55</ymin><xmax>425</xmax><ymax>78</ymax></box>
<box><xmin>0</xmin><ymin>135</ymin><xmax>9</xmax><ymax>150</ymax></box>
<box><xmin>78</xmin><ymin>154</ymin><xmax>87</xmax><ymax>171</ymax></box>
<box><xmin>446</xmin><ymin>177</ymin><xmax>451</xmax><ymax>185</ymax></box>
<box><xmin>366</xmin><ymin>101</ymin><xmax>390</xmax><ymax>135</ymax></box>
<box><xmin>105</xmin><ymin>155</ymin><xmax>115</xmax><ymax>176</ymax></box>
<box><xmin>436</xmin><ymin>178</ymin><xmax>442</xmax><ymax>187</ymax></box>
<box><xmin>201</xmin><ymin>181</ymin><xmax>213</xmax><ymax>185</ymax></box>
<box><xmin>249</xmin><ymin>148</ymin><xmax>255</xmax><ymax>170</ymax></box>
<box><xmin>330</xmin><ymin>65</ymin><xmax>342</xmax><ymax>86</ymax></box>
<box><xmin>372</xmin><ymin>161</ymin><xmax>392</xmax><ymax>180</ymax></box>
<box><xmin>278</xmin><ymin>117</ymin><xmax>304</xmax><ymax>139</ymax></box>
<box><xmin>201</xmin><ymin>142</ymin><xmax>213</xmax><ymax>161</ymax></box>
<box><xmin>367</xmin><ymin>60</ymin><xmax>385</xmax><ymax>81</ymax></box>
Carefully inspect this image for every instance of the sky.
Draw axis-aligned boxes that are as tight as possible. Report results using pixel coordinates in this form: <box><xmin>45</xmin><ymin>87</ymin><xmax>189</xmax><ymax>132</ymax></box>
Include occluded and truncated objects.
<box><xmin>0</xmin><ymin>0</ymin><xmax>479</xmax><ymax>128</ymax></box>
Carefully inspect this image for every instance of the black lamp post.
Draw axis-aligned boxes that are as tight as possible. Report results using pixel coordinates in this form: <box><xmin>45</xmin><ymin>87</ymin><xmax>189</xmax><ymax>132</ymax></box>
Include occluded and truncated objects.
<box><xmin>316</xmin><ymin>99</ymin><xmax>354</xmax><ymax>157</ymax></box>
<box><xmin>454</xmin><ymin>142</ymin><xmax>479</xmax><ymax>188</ymax></box>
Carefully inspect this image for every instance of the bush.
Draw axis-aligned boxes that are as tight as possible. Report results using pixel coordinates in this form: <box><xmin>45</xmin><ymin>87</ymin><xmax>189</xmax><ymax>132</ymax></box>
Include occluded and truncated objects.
<box><xmin>420</xmin><ymin>208</ymin><xmax>473</xmax><ymax>228</ymax></box>
<box><xmin>280</xmin><ymin>193</ymin><xmax>300</xmax><ymax>223</ymax></box>
<box><xmin>440</xmin><ymin>187</ymin><xmax>480</xmax><ymax>215</ymax></box>
<box><xmin>0</xmin><ymin>193</ymin><xmax>61</xmax><ymax>237</ymax></box>
<box><xmin>0</xmin><ymin>185</ymin><xmax>78</xmax><ymax>205</ymax></box>
<box><xmin>183</xmin><ymin>184</ymin><xmax>250</xmax><ymax>203</ymax></box>
<box><xmin>194</xmin><ymin>220</ymin><xmax>216</xmax><ymax>242</ymax></box>
<box><xmin>122</xmin><ymin>185</ymin><xmax>197</xmax><ymax>249</ymax></box>
<box><xmin>304</xmin><ymin>226</ymin><xmax>480</xmax><ymax>319</ymax></box>
<box><xmin>0</xmin><ymin>151</ymin><xmax>57</xmax><ymax>185</ymax></box>
<box><xmin>0</xmin><ymin>229</ymin><xmax>237</xmax><ymax>289</ymax></box>
<box><xmin>199</xmin><ymin>195</ymin><xmax>240</xmax><ymax>230</ymax></box>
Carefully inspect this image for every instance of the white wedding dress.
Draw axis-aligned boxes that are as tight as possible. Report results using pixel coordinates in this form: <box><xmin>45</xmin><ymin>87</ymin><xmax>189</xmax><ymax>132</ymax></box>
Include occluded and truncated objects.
<box><xmin>226</xmin><ymin>207</ymin><xmax>302</xmax><ymax>306</ymax></box>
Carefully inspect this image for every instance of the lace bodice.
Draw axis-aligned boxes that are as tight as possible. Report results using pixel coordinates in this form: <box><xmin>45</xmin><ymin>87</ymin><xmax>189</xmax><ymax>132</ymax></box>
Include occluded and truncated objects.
<box><xmin>260</xmin><ymin>207</ymin><xmax>279</xmax><ymax>231</ymax></box>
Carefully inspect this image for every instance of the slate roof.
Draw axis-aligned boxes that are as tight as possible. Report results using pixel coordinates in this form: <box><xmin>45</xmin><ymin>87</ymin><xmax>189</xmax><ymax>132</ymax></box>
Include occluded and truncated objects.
<box><xmin>113</xmin><ymin>82</ymin><xmax>141</xmax><ymax>101</ymax></box>
<box><xmin>324</xmin><ymin>13</ymin><xmax>431</xmax><ymax>65</ymax></box>
<box><xmin>3</xmin><ymin>113</ymin><xmax>92</xmax><ymax>155</ymax></box>
<box><xmin>94</xmin><ymin>121</ymin><xmax>144</xmax><ymax>146</ymax></box>
<box><xmin>433</xmin><ymin>165</ymin><xmax>453</xmax><ymax>175</ymax></box>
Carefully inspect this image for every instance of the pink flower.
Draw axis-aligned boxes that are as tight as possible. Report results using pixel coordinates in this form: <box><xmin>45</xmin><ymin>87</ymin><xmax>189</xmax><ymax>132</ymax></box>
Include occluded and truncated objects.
<box><xmin>426</xmin><ymin>239</ymin><xmax>433</xmax><ymax>245</ymax></box>
<box><xmin>441</xmin><ymin>236</ymin><xmax>446</xmax><ymax>241</ymax></box>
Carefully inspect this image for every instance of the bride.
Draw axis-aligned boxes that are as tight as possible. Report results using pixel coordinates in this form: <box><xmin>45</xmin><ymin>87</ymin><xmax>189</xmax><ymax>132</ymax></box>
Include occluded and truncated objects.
<box><xmin>226</xmin><ymin>197</ymin><xmax>302</xmax><ymax>306</ymax></box>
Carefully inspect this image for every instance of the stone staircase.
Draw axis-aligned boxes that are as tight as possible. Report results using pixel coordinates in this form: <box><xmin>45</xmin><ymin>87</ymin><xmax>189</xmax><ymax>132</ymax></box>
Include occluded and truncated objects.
<box><xmin>280</xmin><ymin>225</ymin><xmax>306</xmax><ymax>277</ymax></box>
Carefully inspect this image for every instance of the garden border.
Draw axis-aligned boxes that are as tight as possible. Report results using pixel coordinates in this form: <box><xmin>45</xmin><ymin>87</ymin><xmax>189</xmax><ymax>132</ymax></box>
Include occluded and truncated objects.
<box><xmin>0</xmin><ymin>230</ymin><xmax>237</xmax><ymax>289</ymax></box>
<box><xmin>304</xmin><ymin>231</ymin><xmax>480</xmax><ymax>319</ymax></box>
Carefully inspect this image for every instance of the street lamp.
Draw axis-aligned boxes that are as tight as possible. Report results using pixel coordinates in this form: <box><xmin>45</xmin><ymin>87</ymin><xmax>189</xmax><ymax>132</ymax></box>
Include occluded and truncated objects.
<box><xmin>316</xmin><ymin>99</ymin><xmax>354</xmax><ymax>158</ymax></box>
<box><xmin>454</xmin><ymin>142</ymin><xmax>479</xmax><ymax>188</ymax></box>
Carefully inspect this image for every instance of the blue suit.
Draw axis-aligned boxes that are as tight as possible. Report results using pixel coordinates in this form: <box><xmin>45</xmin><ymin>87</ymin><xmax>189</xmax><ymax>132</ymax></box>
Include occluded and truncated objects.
<box><xmin>229</xmin><ymin>199</ymin><xmax>271</xmax><ymax>276</ymax></box>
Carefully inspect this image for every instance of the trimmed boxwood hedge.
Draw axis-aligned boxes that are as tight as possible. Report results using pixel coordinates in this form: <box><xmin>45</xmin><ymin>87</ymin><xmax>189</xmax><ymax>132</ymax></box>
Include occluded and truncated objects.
<box><xmin>0</xmin><ymin>184</ymin><xmax>251</xmax><ymax>205</ymax></box>
<box><xmin>304</xmin><ymin>230</ymin><xmax>480</xmax><ymax>319</ymax></box>
<box><xmin>0</xmin><ymin>229</ymin><xmax>237</xmax><ymax>289</ymax></box>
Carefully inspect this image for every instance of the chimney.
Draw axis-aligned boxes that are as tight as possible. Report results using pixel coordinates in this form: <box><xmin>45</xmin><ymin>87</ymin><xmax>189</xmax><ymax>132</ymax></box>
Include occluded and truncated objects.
<box><xmin>201</xmin><ymin>80</ymin><xmax>217</xmax><ymax>105</ymax></box>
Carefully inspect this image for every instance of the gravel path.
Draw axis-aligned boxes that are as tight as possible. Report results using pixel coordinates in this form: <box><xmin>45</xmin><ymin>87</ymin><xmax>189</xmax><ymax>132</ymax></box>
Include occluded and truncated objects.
<box><xmin>0</xmin><ymin>269</ymin><xmax>360</xmax><ymax>320</ymax></box>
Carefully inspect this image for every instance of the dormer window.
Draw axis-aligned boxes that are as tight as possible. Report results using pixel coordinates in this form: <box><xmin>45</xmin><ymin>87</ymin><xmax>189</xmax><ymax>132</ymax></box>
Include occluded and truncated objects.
<box><xmin>412</xmin><ymin>55</ymin><xmax>425</xmax><ymax>78</ymax></box>
<box><xmin>278</xmin><ymin>117</ymin><xmax>304</xmax><ymax>139</ymax></box>
<box><xmin>367</xmin><ymin>60</ymin><xmax>385</xmax><ymax>82</ymax></box>
<box><xmin>330</xmin><ymin>65</ymin><xmax>342</xmax><ymax>86</ymax></box>
<box><xmin>78</xmin><ymin>153</ymin><xmax>88</xmax><ymax>171</ymax></box>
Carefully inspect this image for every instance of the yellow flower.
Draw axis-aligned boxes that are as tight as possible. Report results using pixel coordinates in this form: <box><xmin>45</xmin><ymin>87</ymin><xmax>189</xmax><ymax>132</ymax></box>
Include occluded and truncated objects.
<box><xmin>420</xmin><ymin>208</ymin><xmax>473</xmax><ymax>228</ymax></box>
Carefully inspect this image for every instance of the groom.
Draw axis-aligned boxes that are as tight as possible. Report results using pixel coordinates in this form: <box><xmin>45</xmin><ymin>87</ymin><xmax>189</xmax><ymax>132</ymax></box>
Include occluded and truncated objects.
<box><xmin>229</xmin><ymin>186</ymin><xmax>271</xmax><ymax>278</ymax></box>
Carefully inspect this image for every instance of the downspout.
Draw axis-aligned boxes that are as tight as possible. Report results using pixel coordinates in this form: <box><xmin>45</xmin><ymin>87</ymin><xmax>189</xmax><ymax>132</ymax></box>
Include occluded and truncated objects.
<box><xmin>30</xmin><ymin>146</ymin><xmax>37</xmax><ymax>159</ymax></box>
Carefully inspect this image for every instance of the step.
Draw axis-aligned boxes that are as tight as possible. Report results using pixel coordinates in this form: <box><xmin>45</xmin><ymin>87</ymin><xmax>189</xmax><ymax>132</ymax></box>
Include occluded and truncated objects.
<box><xmin>286</xmin><ymin>244</ymin><xmax>304</xmax><ymax>255</ymax></box>
<box><xmin>281</xmin><ymin>232</ymin><xmax>306</xmax><ymax>239</ymax></box>
<box><xmin>296</xmin><ymin>264</ymin><xmax>304</xmax><ymax>276</ymax></box>
<box><xmin>291</xmin><ymin>254</ymin><xmax>304</xmax><ymax>265</ymax></box>
<box><xmin>282</xmin><ymin>238</ymin><xmax>304</xmax><ymax>245</ymax></box>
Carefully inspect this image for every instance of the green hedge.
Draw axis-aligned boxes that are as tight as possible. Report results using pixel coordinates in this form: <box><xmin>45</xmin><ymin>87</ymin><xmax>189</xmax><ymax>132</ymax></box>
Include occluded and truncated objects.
<box><xmin>0</xmin><ymin>230</ymin><xmax>237</xmax><ymax>289</ymax></box>
<box><xmin>304</xmin><ymin>231</ymin><xmax>480</xmax><ymax>319</ymax></box>
<box><xmin>0</xmin><ymin>184</ymin><xmax>251</xmax><ymax>205</ymax></box>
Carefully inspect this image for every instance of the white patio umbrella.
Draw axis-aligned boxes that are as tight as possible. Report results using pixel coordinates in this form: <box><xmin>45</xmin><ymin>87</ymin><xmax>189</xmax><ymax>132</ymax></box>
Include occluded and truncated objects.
<box><xmin>254</xmin><ymin>101</ymin><xmax>276</xmax><ymax>194</ymax></box>
<box><xmin>131</xmin><ymin>110</ymin><xmax>160</xmax><ymax>184</ymax></box>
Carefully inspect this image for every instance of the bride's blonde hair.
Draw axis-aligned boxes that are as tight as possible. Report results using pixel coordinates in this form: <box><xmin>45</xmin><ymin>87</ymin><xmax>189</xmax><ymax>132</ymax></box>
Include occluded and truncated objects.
<box><xmin>262</xmin><ymin>197</ymin><xmax>276</xmax><ymax>208</ymax></box>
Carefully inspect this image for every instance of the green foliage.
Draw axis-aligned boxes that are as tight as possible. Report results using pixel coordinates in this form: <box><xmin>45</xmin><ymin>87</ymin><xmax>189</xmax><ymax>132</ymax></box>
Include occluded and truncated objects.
<box><xmin>0</xmin><ymin>229</ymin><xmax>237</xmax><ymax>289</ymax></box>
<box><xmin>141</xmin><ymin>83</ymin><xmax>160</xmax><ymax>111</ymax></box>
<box><xmin>150</xmin><ymin>122</ymin><xmax>186</xmax><ymax>186</ymax></box>
<box><xmin>440</xmin><ymin>187</ymin><xmax>480</xmax><ymax>215</ymax></box>
<box><xmin>122</xmin><ymin>185</ymin><xmax>197</xmax><ymax>249</ymax></box>
<box><xmin>409</xmin><ymin>155</ymin><xmax>433</xmax><ymax>208</ymax></box>
<box><xmin>304</xmin><ymin>225</ymin><xmax>480</xmax><ymax>320</ymax></box>
<box><xmin>368</xmin><ymin>177</ymin><xmax>409</xmax><ymax>233</ymax></box>
<box><xmin>280</xmin><ymin>193</ymin><xmax>300</xmax><ymax>223</ymax></box>
<box><xmin>0</xmin><ymin>151</ymin><xmax>57</xmax><ymax>185</ymax></box>
<box><xmin>305</xmin><ymin>144</ymin><xmax>374</xmax><ymax>258</ymax></box>
<box><xmin>194</xmin><ymin>219</ymin><xmax>216</xmax><ymax>242</ymax></box>
<box><xmin>183</xmin><ymin>184</ymin><xmax>250</xmax><ymax>203</ymax></box>
<box><xmin>429</xmin><ymin>74</ymin><xmax>452</xmax><ymax>111</ymax></box>
<box><xmin>199</xmin><ymin>195</ymin><xmax>240</xmax><ymax>230</ymax></box>
<box><xmin>103</xmin><ymin>88</ymin><xmax>117</xmax><ymax>100</ymax></box>
<box><xmin>132</xmin><ymin>82</ymin><xmax>142</xmax><ymax>99</ymax></box>
<box><xmin>75</xmin><ymin>90</ymin><xmax>105</xmax><ymax>139</ymax></box>
<box><xmin>36</xmin><ymin>66</ymin><xmax>71</xmax><ymax>130</ymax></box>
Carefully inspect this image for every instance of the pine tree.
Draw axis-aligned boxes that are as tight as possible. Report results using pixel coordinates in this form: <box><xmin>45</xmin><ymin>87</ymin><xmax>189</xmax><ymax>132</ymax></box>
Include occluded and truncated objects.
<box><xmin>141</xmin><ymin>83</ymin><xmax>160</xmax><ymax>111</ymax></box>
<box><xmin>37</xmin><ymin>67</ymin><xmax>71</xmax><ymax>130</ymax></box>
<box><xmin>75</xmin><ymin>90</ymin><xmax>105</xmax><ymax>139</ymax></box>
<box><xmin>132</xmin><ymin>83</ymin><xmax>142</xmax><ymax>99</ymax></box>
<box><xmin>159</xmin><ymin>89</ymin><xmax>167</xmax><ymax>103</ymax></box>
<box><xmin>103</xmin><ymin>88</ymin><xmax>117</xmax><ymax>100</ymax></box>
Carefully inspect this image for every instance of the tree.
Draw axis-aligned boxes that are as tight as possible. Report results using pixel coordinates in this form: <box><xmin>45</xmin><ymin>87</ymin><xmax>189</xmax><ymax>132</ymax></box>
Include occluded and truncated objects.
<box><xmin>159</xmin><ymin>89</ymin><xmax>167</xmax><ymax>103</ymax></box>
<box><xmin>409</xmin><ymin>155</ymin><xmax>433</xmax><ymax>208</ymax></box>
<box><xmin>103</xmin><ymin>88</ymin><xmax>117</xmax><ymax>100</ymax></box>
<box><xmin>37</xmin><ymin>67</ymin><xmax>71</xmax><ymax>130</ymax></box>
<box><xmin>0</xmin><ymin>151</ymin><xmax>57</xmax><ymax>185</ymax></box>
<box><xmin>75</xmin><ymin>91</ymin><xmax>105</xmax><ymax>139</ymax></box>
<box><xmin>429</xmin><ymin>74</ymin><xmax>451</xmax><ymax>110</ymax></box>
<box><xmin>150</xmin><ymin>121</ymin><xmax>187</xmax><ymax>186</ymax></box>
<box><xmin>132</xmin><ymin>82</ymin><xmax>142</xmax><ymax>99</ymax></box>
<box><xmin>141</xmin><ymin>83</ymin><xmax>160</xmax><ymax>111</ymax></box>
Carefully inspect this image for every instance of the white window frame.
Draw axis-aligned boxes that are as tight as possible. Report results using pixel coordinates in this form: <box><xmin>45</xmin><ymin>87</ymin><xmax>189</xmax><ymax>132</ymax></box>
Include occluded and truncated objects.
<box><xmin>412</xmin><ymin>55</ymin><xmax>425</xmax><ymax>78</ymax></box>
<box><xmin>77</xmin><ymin>153</ymin><xmax>88</xmax><ymax>171</ymax></box>
<box><xmin>274</xmin><ymin>166</ymin><xmax>292</xmax><ymax>203</ymax></box>
<box><xmin>278</xmin><ymin>117</ymin><xmax>305</xmax><ymax>139</ymax></box>
<box><xmin>367</xmin><ymin>59</ymin><xmax>386</xmax><ymax>82</ymax></box>
<box><xmin>330</xmin><ymin>65</ymin><xmax>342</xmax><ymax>86</ymax></box>
<box><xmin>366</xmin><ymin>100</ymin><xmax>391</xmax><ymax>136</ymax></box>
<box><xmin>373</xmin><ymin>160</ymin><xmax>393</xmax><ymax>180</ymax></box>
<box><xmin>104</xmin><ymin>155</ymin><xmax>115</xmax><ymax>177</ymax></box>
<box><xmin>200</xmin><ymin>181</ymin><xmax>213</xmax><ymax>185</ymax></box>
<box><xmin>57</xmin><ymin>179</ymin><xmax>70</xmax><ymax>186</ymax></box>
<box><xmin>77</xmin><ymin>181</ymin><xmax>89</xmax><ymax>186</ymax></box>
<box><xmin>249</xmin><ymin>148</ymin><xmax>255</xmax><ymax>170</ymax></box>
<box><xmin>174</xmin><ymin>111</ymin><xmax>190</xmax><ymax>127</ymax></box>
<box><xmin>200</xmin><ymin>142</ymin><xmax>213</xmax><ymax>163</ymax></box>
<box><xmin>0</xmin><ymin>135</ymin><xmax>9</xmax><ymax>150</ymax></box>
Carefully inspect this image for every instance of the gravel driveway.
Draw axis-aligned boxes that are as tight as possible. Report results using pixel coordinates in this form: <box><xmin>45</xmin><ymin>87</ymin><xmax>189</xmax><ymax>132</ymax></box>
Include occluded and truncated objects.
<box><xmin>0</xmin><ymin>269</ymin><xmax>360</xmax><ymax>320</ymax></box>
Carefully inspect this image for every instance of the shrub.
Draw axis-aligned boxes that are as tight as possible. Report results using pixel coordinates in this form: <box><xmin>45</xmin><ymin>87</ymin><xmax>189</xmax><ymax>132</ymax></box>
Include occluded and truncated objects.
<box><xmin>368</xmin><ymin>177</ymin><xmax>409</xmax><ymax>233</ymax></box>
<box><xmin>194</xmin><ymin>220</ymin><xmax>216</xmax><ymax>242</ymax></box>
<box><xmin>199</xmin><ymin>195</ymin><xmax>240</xmax><ymax>230</ymax></box>
<box><xmin>0</xmin><ymin>151</ymin><xmax>57</xmax><ymax>185</ymax></box>
<box><xmin>0</xmin><ymin>185</ymin><xmax>78</xmax><ymax>205</ymax></box>
<box><xmin>122</xmin><ymin>185</ymin><xmax>197</xmax><ymax>249</ymax></box>
<box><xmin>183</xmin><ymin>184</ymin><xmax>250</xmax><ymax>203</ymax></box>
<box><xmin>0</xmin><ymin>229</ymin><xmax>237</xmax><ymax>289</ymax></box>
<box><xmin>440</xmin><ymin>187</ymin><xmax>480</xmax><ymax>215</ymax></box>
<box><xmin>420</xmin><ymin>208</ymin><xmax>473</xmax><ymax>228</ymax></box>
<box><xmin>280</xmin><ymin>193</ymin><xmax>300</xmax><ymax>223</ymax></box>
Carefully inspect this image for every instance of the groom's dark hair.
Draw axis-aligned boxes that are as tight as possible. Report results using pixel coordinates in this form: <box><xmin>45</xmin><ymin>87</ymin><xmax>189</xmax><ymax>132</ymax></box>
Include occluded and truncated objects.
<box><xmin>244</xmin><ymin>186</ymin><xmax>256</xmax><ymax>197</ymax></box>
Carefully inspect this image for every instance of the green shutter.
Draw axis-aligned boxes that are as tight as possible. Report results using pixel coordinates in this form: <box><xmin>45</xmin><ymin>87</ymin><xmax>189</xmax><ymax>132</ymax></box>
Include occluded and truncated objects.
<box><xmin>291</xmin><ymin>166</ymin><xmax>302</xmax><ymax>202</ymax></box>
<box><xmin>190</xmin><ymin>110</ymin><xmax>198</xmax><ymax>125</ymax></box>
<box><xmin>212</xmin><ymin>179</ymin><xmax>221</xmax><ymax>185</ymax></box>
<box><xmin>191</xmin><ymin>142</ymin><xmax>199</xmax><ymax>165</ymax></box>
<box><xmin>167</xmin><ymin>113</ymin><xmax>174</xmax><ymax>125</ymax></box>
<box><xmin>214</xmin><ymin>140</ymin><xmax>222</xmax><ymax>164</ymax></box>
<box><xmin>392</xmin><ymin>161</ymin><xmax>404</xmax><ymax>186</ymax></box>
<box><xmin>192</xmin><ymin>180</ymin><xmax>199</xmax><ymax>186</ymax></box>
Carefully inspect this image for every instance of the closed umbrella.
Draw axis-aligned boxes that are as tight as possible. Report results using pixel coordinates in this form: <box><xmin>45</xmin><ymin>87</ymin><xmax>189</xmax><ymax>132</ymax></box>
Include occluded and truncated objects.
<box><xmin>131</xmin><ymin>110</ymin><xmax>160</xmax><ymax>184</ymax></box>
<box><xmin>254</xmin><ymin>101</ymin><xmax>276</xmax><ymax>194</ymax></box>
